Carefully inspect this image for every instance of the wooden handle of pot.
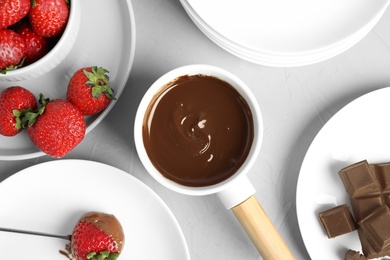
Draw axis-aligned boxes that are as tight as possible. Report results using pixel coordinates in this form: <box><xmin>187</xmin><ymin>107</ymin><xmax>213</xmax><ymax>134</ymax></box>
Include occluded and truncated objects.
<box><xmin>231</xmin><ymin>195</ymin><xmax>295</xmax><ymax>260</ymax></box>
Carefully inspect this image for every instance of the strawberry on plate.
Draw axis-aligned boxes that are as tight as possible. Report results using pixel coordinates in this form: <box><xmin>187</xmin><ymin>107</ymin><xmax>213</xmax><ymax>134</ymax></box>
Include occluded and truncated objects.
<box><xmin>71</xmin><ymin>212</ymin><xmax>125</xmax><ymax>260</ymax></box>
<box><xmin>16</xmin><ymin>21</ymin><xmax>49</xmax><ymax>65</ymax></box>
<box><xmin>0</xmin><ymin>86</ymin><xmax>37</xmax><ymax>136</ymax></box>
<box><xmin>0</xmin><ymin>0</ymin><xmax>31</xmax><ymax>29</ymax></box>
<box><xmin>28</xmin><ymin>0</ymin><xmax>69</xmax><ymax>38</ymax></box>
<box><xmin>67</xmin><ymin>66</ymin><xmax>115</xmax><ymax>116</ymax></box>
<box><xmin>26</xmin><ymin>95</ymin><xmax>86</xmax><ymax>158</ymax></box>
<box><xmin>0</xmin><ymin>28</ymin><xmax>26</xmax><ymax>72</ymax></box>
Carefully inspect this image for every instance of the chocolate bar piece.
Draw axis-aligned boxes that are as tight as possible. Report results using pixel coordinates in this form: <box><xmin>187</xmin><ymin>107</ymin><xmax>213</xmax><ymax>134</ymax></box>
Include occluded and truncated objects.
<box><xmin>373</xmin><ymin>163</ymin><xmax>390</xmax><ymax>192</ymax></box>
<box><xmin>345</xmin><ymin>249</ymin><xmax>367</xmax><ymax>260</ymax></box>
<box><xmin>358</xmin><ymin>227</ymin><xmax>390</xmax><ymax>259</ymax></box>
<box><xmin>351</xmin><ymin>195</ymin><xmax>384</xmax><ymax>222</ymax></box>
<box><xmin>339</xmin><ymin>161</ymin><xmax>381</xmax><ymax>198</ymax></box>
<box><xmin>318</xmin><ymin>204</ymin><xmax>357</xmax><ymax>238</ymax></box>
<box><xmin>359</xmin><ymin>205</ymin><xmax>390</xmax><ymax>252</ymax></box>
<box><xmin>320</xmin><ymin>161</ymin><xmax>390</xmax><ymax>258</ymax></box>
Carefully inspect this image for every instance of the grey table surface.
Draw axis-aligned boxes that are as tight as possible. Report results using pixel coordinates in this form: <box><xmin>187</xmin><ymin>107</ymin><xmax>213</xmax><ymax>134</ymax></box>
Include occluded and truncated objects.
<box><xmin>2</xmin><ymin>0</ymin><xmax>390</xmax><ymax>259</ymax></box>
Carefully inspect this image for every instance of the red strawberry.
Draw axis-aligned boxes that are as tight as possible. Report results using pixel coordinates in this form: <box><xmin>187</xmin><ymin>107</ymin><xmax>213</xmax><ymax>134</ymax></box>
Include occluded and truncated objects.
<box><xmin>71</xmin><ymin>212</ymin><xmax>124</xmax><ymax>260</ymax></box>
<box><xmin>16</xmin><ymin>21</ymin><xmax>49</xmax><ymax>65</ymax></box>
<box><xmin>67</xmin><ymin>66</ymin><xmax>115</xmax><ymax>116</ymax></box>
<box><xmin>0</xmin><ymin>28</ymin><xmax>26</xmax><ymax>72</ymax></box>
<box><xmin>0</xmin><ymin>0</ymin><xmax>31</xmax><ymax>29</ymax></box>
<box><xmin>28</xmin><ymin>0</ymin><xmax>69</xmax><ymax>38</ymax></box>
<box><xmin>0</xmin><ymin>86</ymin><xmax>37</xmax><ymax>136</ymax></box>
<box><xmin>26</xmin><ymin>95</ymin><xmax>86</xmax><ymax>158</ymax></box>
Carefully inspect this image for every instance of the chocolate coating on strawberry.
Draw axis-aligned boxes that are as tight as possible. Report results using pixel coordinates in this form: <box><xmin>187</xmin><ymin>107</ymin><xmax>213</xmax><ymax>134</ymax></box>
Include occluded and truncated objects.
<box><xmin>71</xmin><ymin>212</ymin><xmax>124</xmax><ymax>260</ymax></box>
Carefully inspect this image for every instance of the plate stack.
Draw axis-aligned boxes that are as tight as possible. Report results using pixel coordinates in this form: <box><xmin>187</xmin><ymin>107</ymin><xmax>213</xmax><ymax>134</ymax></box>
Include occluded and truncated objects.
<box><xmin>180</xmin><ymin>0</ymin><xmax>390</xmax><ymax>67</ymax></box>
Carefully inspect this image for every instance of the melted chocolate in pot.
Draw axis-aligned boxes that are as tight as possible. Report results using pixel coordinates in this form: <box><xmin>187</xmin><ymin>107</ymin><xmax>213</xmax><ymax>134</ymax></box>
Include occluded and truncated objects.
<box><xmin>143</xmin><ymin>74</ymin><xmax>254</xmax><ymax>187</ymax></box>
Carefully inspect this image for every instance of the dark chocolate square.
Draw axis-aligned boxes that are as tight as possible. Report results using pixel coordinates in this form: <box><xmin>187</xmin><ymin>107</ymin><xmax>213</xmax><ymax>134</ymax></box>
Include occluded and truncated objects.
<box><xmin>351</xmin><ymin>195</ymin><xmax>384</xmax><ymax>222</ymax></box>
<box><xmin>339</xmin><ymin>160</ymin><xmax>381</xmax><ymax>198</ymax></box>
<box><xmin>382</xmin><ymin>193</ymin><xmax>390</xmax><ymax>208</ymax></box>
<box><xmin>345</xmin><ymin>249</ymin><xmax>367</xmax><ymax>260</ymax></box>
<box><xmin>318</xmin><ymin>204</ymin><xmax>357</xmax><ymax>238</ymax></box>
<box><xmin>373</xmin><ymin>163</ymin><xmax>390</xmax><ymax>192</ymax></box>
<box><xmin>359</xmin><ymin>205</ymin><xmax>390</xmax><ymax>252</ymax></box>
<box><xmin>358</xmin><ymin>227</ymin><xmax>390</xmax><ymax>258</ymax></box>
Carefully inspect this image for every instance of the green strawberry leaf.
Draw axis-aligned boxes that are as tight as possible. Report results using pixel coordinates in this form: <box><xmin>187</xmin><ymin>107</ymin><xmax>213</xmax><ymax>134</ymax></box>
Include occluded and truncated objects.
<box><xmin>0</xmin><ymin>58</ymin><xmax>26</xmax><ymax>74</ymax></box>
<box><xmin>96</xmin><ymin>251</ymin><xmax>109</xmax><ymax>260</ymax></box>
<box><xmin>106</xmin><ymin>253</ymin><xmax>119</xmax><ymax>260</ymax></box>
<box><xmin>86</xmin><ymin>251</ymin><xmax>119</xmax><ymax>260</ymax></box>
<box><xmin>20</xmin><ymin>93</ymin><xmax>49</xmax><ymax>127</ymax></box>
<box><xmin>83</xmin><ymin>66</ymin><xmax>115</xmax><ymax>100</ymax></box>
<box><xmin>13</xmin><ymin>108</ymin><xmax>36</xmax><ymax>129</ymax></box>
<box><xmin>23</xmin><ymin>106</ymin><xmax>45</xmax><ymax>127</ymax></box>
<box><xmin>38</xmin><ymin>93</ymin><xmax>50</xmax><ymax>106</ymax></box>
<box><xmin>12</xmin><ymin>110</ymin><xmax>23</xmax><ymax>130</ymax></box>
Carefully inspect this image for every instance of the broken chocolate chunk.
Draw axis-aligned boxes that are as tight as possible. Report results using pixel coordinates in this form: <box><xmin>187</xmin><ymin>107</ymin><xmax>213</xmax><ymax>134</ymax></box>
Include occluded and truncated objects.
<box><xmin>372</xmin><ymin>163</ymin><xmax>390</xmax><ymax>192</ymax></box>
<box><xmin>357</xmin><ymin>228</ymin><xmax>390</xmax><ymax>259</ymax></box>
<box><xmin>359</xmin><ymin>205</ymin><xmax>390</xmax><ymax>252</ymax></box>
<box><xmin>345</xmin><ymin>249</ymin><xmax>367</xmax><ymax>260</ymax></box>
<box><xmin>351</xmin><ymin>195</ymin><xmax>384</xmax><ymax>222</ymax></box>
<box><xmin>339</xmin><ymin>160</ymin><xmax>381</xmax><ymax>198</ymax></box>
<box><xmin>318</xmin><ymin>204</ymin><xmax>357</xmax><ymax>238</ymax></box>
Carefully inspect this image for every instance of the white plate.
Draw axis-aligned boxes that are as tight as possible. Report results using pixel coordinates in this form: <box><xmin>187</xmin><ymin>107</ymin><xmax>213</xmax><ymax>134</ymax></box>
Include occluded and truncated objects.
<box><xmin>0</xmin><ymin>160</ymin><xmax>190</xmax><ymax>260</ymax></box>
<box><xmin>185</xmin><ymin>7</ymin><xmax>374</xmax><ymax>67</ymax></box>
<box><xmin>180</xmin><ymin>0</ymin><xmax>390</xmax><ymax>66</ymax></box>
<box><xmin>183</xmin><ymin>0</ymin><xmax>389</xmax><ymax>54</ymax></box>
<box><xmin>297</xmin><ymin>87</ymin><xmax>390</xmax><ymax>259</ymax></box>
<box><xmin>0</xmin><ymin>0</ymin><xmax>136</xmax><ymax>160</ymax></box>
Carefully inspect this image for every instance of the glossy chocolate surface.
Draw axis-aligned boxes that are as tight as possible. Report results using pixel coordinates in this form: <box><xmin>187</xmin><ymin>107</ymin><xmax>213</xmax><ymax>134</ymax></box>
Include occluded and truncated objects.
<box><xmin>142</xmin><ymin>74</ymin><xmax>254</xmax><ymax>187</ymax></box>
<box><xmin>78</xmin><ymin>211</ymin><xmax>125</xmax><ymax>253</ymax></box>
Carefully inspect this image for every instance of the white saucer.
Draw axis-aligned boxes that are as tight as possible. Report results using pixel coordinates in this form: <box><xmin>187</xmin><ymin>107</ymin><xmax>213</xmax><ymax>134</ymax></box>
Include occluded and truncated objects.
<box><xmin>0</xmin><ymin>160</ymin><xmax>190</xmax><ymax>260</ymax></box>
<box><xmin>0</xmin><ymin>0</ymin><xmax>136</xmax><ymax>160</ymax></box>
<box><xmin>297</xmin><ymin>87</ymin><xmax>390</xmax><ymax>259</ymax></box>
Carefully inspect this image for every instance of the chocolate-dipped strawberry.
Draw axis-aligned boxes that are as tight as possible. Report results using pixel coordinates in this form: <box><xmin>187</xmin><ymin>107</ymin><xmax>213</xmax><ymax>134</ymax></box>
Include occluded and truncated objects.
<box><xmin>70</xmin><ymin>212</ymin><xmax>124</xmax><ymax>260</ymax></box>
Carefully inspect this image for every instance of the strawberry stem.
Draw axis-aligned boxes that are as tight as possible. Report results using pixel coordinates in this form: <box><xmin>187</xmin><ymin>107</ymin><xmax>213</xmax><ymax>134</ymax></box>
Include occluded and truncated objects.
<box><xmin>0</xmin><ymin>58</ymin><xmax>25</xmax><ymax>74</ymax></box>
<box><xmin>84</xmin><ymin>66</ymin><xmax>115</xmax><ymax>100</ymax></box>
<box><xmin>13</xmin><ymin>108</ymin><xmax>35</xmax><ymax>129</ymax></box>
<box><xmin>21</xmin><ymin>94</ymin><xmax>49</xmax><ymax>127</ymax></box>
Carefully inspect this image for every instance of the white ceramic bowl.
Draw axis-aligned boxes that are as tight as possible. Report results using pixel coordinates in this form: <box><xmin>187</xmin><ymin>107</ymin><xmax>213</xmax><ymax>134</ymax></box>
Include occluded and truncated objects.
<box><xmin>0</xmin><ymin>0</ymin><xmax>81</xmax><ymax>82</ymax></box>
<box><xmin>134</xmin><ymin>64</ymin><xmax>263</xmax><ymax>197</ymax></box>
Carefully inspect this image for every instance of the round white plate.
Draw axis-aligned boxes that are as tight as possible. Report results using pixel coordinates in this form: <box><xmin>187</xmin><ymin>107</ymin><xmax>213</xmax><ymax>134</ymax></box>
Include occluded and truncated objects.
<box><xmin>0</xmin><ymin>160</ymin><xmax>190</xmax><ymax>260</ymax></box>
<box><xmin>183</xmin><ymin>0</ymin><xmax>389</xmax><ymax>54</ymax></box>
<box><xmin>297</xmin><ymin>87</ymin><xmax>390</xmax><ymax>259</ymax></box>
<box><xmin>0</xmin><ymin>0</ymin><xmax>136</xmax><ymax>160</ymax></box>
<box><xmin>180</xmin><ymin>0</ymin><xmax>390</xmax><ymax>66</ymax></box>
<box><xmin>185</xmin><ymin>7</ymin><xmax>374</xmax><ymax>67</ymax></box>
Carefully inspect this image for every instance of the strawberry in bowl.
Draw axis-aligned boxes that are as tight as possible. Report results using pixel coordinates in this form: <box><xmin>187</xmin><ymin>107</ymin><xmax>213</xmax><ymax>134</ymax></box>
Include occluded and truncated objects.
<box><xmin>0</xmin><ymin>29</ymin><xmax>26</xmax><ymax>73</ymax></box>
<box><xmin>0</xmin><ymin>0</ymin><xmax>81</xmax><ymax>81</ymax></box>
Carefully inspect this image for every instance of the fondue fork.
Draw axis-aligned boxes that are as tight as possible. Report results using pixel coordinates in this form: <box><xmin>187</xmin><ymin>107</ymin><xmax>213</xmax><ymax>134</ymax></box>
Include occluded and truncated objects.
<box><xmin>0</xmin><ymin>227</ymin><xmax>70</xmax><ymax>240</ymax></box>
